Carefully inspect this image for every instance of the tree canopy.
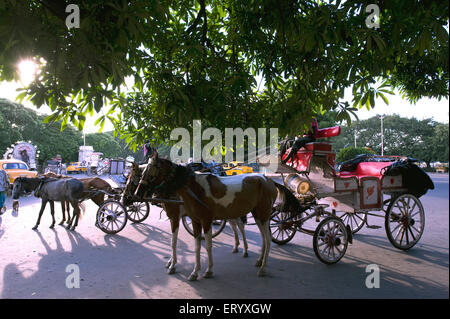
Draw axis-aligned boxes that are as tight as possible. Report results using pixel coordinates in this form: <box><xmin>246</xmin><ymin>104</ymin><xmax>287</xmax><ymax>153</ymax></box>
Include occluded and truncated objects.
<box><xmin>0</xmin><ymin>0</ymin><xmax>448</xmax><ymax>147</ymax></box>
<box><xmin>0</xmin><ymin>98</ymin><xmax>141</xmax><ymax>163</ymax></box>
<box><xmin>332</xmin><ymin>115</ymin><xmax>449</xmax><ymax>165</ymax></box>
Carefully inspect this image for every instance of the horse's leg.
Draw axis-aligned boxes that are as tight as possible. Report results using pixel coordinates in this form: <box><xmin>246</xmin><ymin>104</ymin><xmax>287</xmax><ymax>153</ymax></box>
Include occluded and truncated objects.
<box><xmin>65</xmin><ymin>201</ymin><xmax>71</xmax><ymax>225</ymax></box>
<box><xmin>254</xmin><ymin>217</ymin><xmax>271</xmax><ymax>277</ymax></box>
<box><xmin>166</xmin><ymin>205</ymin><xmax>180</xmax><ymax>275</ymax></box>
<box><xmin>236</xmin><ymin>217</ymin><xmax>248</xmax><ymax>258</ymax></box>
<box><xmin>188</xmin><ymin>220</ymin><xmax>203</xmax><ymax>281</ymax></box>
<box><xmin>70</xmin><ymin>201</ymin><xmax>80</xmax><ymax>231</ymax></box>
<box><xmin>228</xmin><ymin>219</ymin><xmax>240</xmax><ymax>253</ymax></box>
<box><xmin>253</xmin><ymin>217</ymin><xmax>266</xmax><ymax>268</ymax></box>
<box><xmin>32</xmin><ymin>200</ymin><xmax>47</xmax><ymax>230</ymax></box>
<box><xmin>49</xmin><ymin>201</ymin><xmax>55</xmax><ymax>228</ymax></box>
<box><xmin>59</xmin><ymin>202</ymin><xmax>65</xmax><ymax>225</ymax></box>
<box><xmin>203</xmin><ymin>226</ymin><xmax>214</xmax><ymax>278</ymax></box>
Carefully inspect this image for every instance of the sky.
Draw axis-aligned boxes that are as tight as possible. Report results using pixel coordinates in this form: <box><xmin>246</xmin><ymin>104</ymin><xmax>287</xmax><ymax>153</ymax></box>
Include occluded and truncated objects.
<box><xmin>0</xmin><ymin>79</ymin><xmax>448</xmax><ymax>134</ymax></box>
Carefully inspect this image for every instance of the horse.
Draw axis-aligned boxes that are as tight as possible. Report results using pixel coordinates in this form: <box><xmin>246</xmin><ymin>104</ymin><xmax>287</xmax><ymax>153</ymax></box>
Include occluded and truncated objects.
<box><xmin>122</xmin><ymin>161</ymin><xmax>249</xmax><ymax>276</ymax></box>
<box><xmin>134</xmin><ymin>151</ymin><xmax>286</xmax><ymax>280</ymax></box>
<box><xmin>12</xmin><ymin>177</ymin><xmax>84</xmax><ymax>230</ymax></box>
<box><xmin>41</xmin><ymin>172</ymin><xmax>116</xmax><ymax>225</ymax></box>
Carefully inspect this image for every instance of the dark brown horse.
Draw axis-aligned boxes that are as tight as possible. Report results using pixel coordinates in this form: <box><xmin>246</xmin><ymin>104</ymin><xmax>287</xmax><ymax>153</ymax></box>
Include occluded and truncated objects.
<box><xmin>42</xmin><ymin>172</ymin><xmax>116</xmax><ymax>225</ymax></box>
<box><xmin>134</xmin><ymin>151</ymin><xmax>283</xmax><ymax>280</ymax></box>
<box><xmin>12</xmin><ymin>177</ymin><xmax>84</xmax><ymax>230</ymax></box>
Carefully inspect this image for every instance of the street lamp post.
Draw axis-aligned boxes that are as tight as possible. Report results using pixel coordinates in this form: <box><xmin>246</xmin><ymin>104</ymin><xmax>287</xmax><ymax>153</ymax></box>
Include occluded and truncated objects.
<box><xmin>378</xmin><ymin>115</ymin><xmax>385</xmax><ymax>156</ymax></box>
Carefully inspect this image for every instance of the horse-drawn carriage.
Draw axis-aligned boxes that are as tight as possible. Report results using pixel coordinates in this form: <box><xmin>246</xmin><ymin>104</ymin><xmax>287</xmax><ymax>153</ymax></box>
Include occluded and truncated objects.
<box><xmin>267</xmin><ymin>125</ymin><xmax>433</xmax><ymax>264</ymax></box>
<box><xmin>93</xmin><ymin>124</ymin><xmax>433</xmax><ymax>266</ymax></box>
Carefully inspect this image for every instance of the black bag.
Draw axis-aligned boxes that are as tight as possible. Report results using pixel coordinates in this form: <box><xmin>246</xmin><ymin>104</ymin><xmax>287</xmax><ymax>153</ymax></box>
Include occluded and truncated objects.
<box><xmin>381</xmin><ymin>158</ymin><xmax>434</xmax><ymax>198</ymax></box>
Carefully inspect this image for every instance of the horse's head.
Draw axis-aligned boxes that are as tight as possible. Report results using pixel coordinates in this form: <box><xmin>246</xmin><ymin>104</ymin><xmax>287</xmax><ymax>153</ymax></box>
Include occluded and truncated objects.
<box><xmin>122</xmin><ymin>161</ymin><xmax>142</xmax><ymax>206</ymax></box>
<box><xmin>12</xmin><ymin>177</ymin><xmax>35</xmax><ymax>212</ymax></box>
<box><xmin>134</xmin><ymin>150</ymin><xmax>173</xmax><ymax>199</ymax></box>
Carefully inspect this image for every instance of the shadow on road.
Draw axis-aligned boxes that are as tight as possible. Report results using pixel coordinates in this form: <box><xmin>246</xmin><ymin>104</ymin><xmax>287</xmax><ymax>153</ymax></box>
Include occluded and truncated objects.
<box><xmin>0</xmin><ymin>225</ymin><xmax>175</xmax><ymax>298</ymax></box>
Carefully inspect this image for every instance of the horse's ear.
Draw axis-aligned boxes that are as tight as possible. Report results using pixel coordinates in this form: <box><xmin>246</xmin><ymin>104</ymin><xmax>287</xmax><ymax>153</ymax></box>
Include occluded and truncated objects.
<box><xmin>151</xmin><ymin>148</ymin><xmax>158</xmax><ymax>160</ymax></box>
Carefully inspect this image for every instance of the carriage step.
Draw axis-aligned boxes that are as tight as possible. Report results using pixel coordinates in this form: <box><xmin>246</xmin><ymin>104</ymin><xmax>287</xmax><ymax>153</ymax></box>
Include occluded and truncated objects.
<box><xmin>366</xmin><ymin>225</ymin><xmax>382</xmax><ymax>229</ymax></box>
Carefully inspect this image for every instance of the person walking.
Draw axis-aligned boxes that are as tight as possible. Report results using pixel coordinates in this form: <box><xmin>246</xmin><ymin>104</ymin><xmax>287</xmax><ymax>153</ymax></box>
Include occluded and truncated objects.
<box><xmin>0</xmin><ymin>169</ymin><xmax>10</xmax><ymax>214</ymax></box>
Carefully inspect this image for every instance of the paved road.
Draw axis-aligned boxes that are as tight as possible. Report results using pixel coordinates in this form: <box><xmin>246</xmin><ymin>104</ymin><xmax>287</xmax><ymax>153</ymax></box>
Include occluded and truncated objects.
<box><xmin>0</xmin><ymin>173</ymin><xmax>448</xmax><ymax>299</ymax></box>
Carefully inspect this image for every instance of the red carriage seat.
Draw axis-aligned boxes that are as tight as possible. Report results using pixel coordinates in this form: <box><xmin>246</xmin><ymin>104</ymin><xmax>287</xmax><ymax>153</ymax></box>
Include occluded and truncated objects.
<box><xmin>315</xmin><ymin>126</ymin><xmax>341</xmax><ymax>139</ymax></box>
<box><xmin>282</xmin><ymin>126</ymin><xmax>341</xmax><ymax>172</ymax></box>
<box><xmin>338</xmin><ymin>161</ymin><xmax>394</xmax><ymax>179</ymax></box>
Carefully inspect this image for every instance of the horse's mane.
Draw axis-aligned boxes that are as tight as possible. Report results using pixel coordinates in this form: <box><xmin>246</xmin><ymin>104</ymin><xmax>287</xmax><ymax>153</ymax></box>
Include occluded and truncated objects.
<box><xmin>154</xmin><ymin>158</ymin><xmax>194</xmax><ymax>196</ymax></box>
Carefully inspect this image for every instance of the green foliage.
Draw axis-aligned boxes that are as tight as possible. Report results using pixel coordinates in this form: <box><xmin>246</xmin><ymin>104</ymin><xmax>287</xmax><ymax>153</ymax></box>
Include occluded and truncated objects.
<box><xmin>0</xmin><ymin>98</ymin><xmax>83</xmax><ymax>163</ymax></box>
<box><xmin>85</xmin><ymin>132</ymin><xmax>122</xmax><ymax>159</ymax></box>
<box><xmin>0</xmin><ymin>1</ymin><xmax>448</xmax><ymax>148</ymax></box>
<box><xmin>336</xmin><ymin>147</ymin><xmax>375</xmax><ymax>163</ymax></box>
<box><xmin>332</xmin><ymin>115</ymin><xmax>449</xmax><ymax>164</ymax></box>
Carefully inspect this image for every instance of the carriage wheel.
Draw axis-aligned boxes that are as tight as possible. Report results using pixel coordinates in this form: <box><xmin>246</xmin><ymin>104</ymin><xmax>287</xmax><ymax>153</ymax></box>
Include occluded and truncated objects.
<box><xmin>270</xmin><ymin>209</ymin><xmax>297</xmax><ymax>245</ymax></box>
<box><xmin>181</xmin><ymin>215</ymin><xmax>226</xmax><ymax>238</ymax></box>
<box><xmin>126</xmin><ymin>202</ymin><xmax>150</xmax><ymax>223</ymax></box>
<box><xmin>336</xmin><ymin>212</ymin><xmax>367</xmax><ymax>234</ymax></box>
<box><xmin>96</xmin><ymin>200</ymin><xmax>128</xmax><ymax>234</ymax></box>
<box><xmin>385</xmin><ymin>194</ymin><xmax>425</xmax><ymax>250</ymax></box>
<box><xmin>313</xmin><ymin>217</ymin><xmax>349</xmax><ymax>264</ymax></box>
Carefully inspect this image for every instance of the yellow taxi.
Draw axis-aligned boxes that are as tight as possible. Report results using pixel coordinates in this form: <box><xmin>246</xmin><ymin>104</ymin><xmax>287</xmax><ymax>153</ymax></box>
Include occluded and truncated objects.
<box><xmin>66</xmin><ymin>162</ymin><xmax>88</xmax><ymax>174</ymax></box>
<box><xmin>223</xmin><ymin>161</ymin><xmax>253</xmax><ymax>176</ymax></box>
<box><xmin>0</xmin><ymin>159</ymin><xmax>38</xmax><ymax>185</ymax></box>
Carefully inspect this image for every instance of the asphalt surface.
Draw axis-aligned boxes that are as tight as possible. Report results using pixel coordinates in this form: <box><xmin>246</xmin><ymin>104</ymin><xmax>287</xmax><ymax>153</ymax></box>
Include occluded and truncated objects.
<box><xmin>0</xmin><ymin>173</ymin><xmax>448</xmax><ymax>299</ymax></box>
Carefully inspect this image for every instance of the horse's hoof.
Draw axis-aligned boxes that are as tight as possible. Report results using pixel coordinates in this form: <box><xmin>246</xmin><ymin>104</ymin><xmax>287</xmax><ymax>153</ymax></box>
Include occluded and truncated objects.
<box><xmin>232</xmin><ymin>248</ymin><xmax>238</xmax><ymax>253</ymax></box>
<box><xmin>203</xmin><ymin>271</ymin><xmax>214</xmax><ymax>278</ymax></box>
<box><xmin>257</xmin><ymin>269</ymin><xmax>266</xmax><ymax>277</ymax></box>
<box><xmin>32</xmin><ymin>226</ymin><xmax>38</xmax><ymax>230</ymax></box>
<box><xmin>255</xmin><ymin>260</ymin><xmax>262</xmax><ymax>267</ymax></box>
<box><xmin>243</xmin><ymin>252</ymin><xmax>248</xmax><ymax>258</ymax></box>
<box><xmin>71</xmin><ymin>227</ymin><xmax>76</xmax><ymax>231</ymax></box>
<box><xmin>49</xmin><ymin>225</ymin><xmax>54</xmax><ymax>229</ymax></box>
<box><xmin>167</xmin><ymin>267</ymin><xmax>176</xmax><ymax>275</ymax></box>
<box><xmin>188</xmin><ymin>273</ymin><xmax>198</xmax><ymax>281</ymax></box>
<box><xmin>59</xmin><ymin>222</ymin><xmax>64</xmax><ymax>225</ymax></box>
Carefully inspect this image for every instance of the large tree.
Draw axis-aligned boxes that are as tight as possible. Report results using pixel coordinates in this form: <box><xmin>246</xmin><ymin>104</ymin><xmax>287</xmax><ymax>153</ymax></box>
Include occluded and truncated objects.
<box><xmin>333</xmin><ymin>115</ymin><xmax>449</xmax><ymax>165</ymax></box>
<box><xmin>0</xmin><ymin>98</ymin><xmax>83</xmax><ymax>162</ymax></box>
<box><xmin>0</xmin><ymin>0</ymin><xmax>448</xmax><ymax>147</ymax></box>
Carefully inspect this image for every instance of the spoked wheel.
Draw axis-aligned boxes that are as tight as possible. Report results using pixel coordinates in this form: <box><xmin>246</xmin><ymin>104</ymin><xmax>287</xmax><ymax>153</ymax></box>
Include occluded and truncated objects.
<box><xmin>336</xmin><ymin>212</ymin><xmax>367</xmax><ymax>234</ymax></box>
<box><xmin>126</xmin><ymin>202</ymin><xmax>150</xmax><ymax>223</ymax></box>
<box><xmin>385</xmin><ymin>194</ymin><xmax>425</xmax><ymax>250</ymax></box>
<box><xmin>270</xmin><ymin>208</ymin><xmax>297</xmax><ymax>245</ymax></box>
<box><xmin>313</xmin><ymin>217</ymin><xmax>349</xmax><ymax>264</ymax></box>
<box><xmin>182</xmin><ymin>215</ymin><xmax>226</xmax><ymax>238</ymax></box>
<box><xmin>96</xmin><ymin>200</ymin><xmax>128</xmax><ymax>234</ymax></box>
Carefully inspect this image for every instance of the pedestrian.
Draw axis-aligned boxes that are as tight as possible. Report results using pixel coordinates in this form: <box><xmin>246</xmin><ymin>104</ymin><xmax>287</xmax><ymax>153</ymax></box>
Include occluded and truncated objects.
<box><xmin>0</xmin><ymin>169</ymin><xmax>10</xmax><ymax>214</ymax></box>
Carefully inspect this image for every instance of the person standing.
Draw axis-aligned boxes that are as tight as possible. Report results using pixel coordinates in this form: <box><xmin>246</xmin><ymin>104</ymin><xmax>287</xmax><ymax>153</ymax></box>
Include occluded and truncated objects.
<box><xmin>0</xmin><ymin>169</ymin><xmax>10</xmax><ymax>214</ymax></box>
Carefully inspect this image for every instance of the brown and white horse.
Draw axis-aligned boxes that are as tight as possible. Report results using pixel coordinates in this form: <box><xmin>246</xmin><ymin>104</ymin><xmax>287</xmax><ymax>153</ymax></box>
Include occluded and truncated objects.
<box><xmin>133</xmin><ymin>151</ymin><xmax>281</xmax><ymax>280</ymax></box>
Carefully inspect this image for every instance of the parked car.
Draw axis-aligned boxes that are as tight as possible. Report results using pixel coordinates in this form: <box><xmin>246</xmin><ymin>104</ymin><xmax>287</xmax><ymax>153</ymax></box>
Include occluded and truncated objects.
<box><xmin>223</xmin><ymin>161</ymin><xmax>253</xmax><ymax>175</ymax></box>
<box><xmin>0</xmin><ymin>158</ymin><xmax>38</xmax><ymax>186</ymax></box>
<box><xmin>66</xmin><ymin>162</ymin><xmax>87</xmax><ymax>174</ymax></box>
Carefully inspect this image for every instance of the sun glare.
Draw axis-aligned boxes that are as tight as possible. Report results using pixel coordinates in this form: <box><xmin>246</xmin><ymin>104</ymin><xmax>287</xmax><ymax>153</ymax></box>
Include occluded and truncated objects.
<box><xmin>17</xmin><ymin>59</ymin><xmax>38</xmax><ymax>86</ymax></box>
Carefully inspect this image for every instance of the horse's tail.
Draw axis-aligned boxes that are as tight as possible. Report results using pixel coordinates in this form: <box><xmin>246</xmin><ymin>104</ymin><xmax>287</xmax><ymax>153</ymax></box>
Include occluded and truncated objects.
<box><xmin>273</xmin><ymin>181</ymin><xmax>307</xmax><ymax>216</ymax></box>
<box><xmin>78</xmin><ymin>201</ymin><xmax>86</xmax><ymax>220</ymax></box>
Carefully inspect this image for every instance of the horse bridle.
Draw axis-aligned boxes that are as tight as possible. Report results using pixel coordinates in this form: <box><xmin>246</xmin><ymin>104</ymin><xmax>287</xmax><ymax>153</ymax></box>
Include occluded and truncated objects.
<box><xmin>136</xmin><ymin>159</ymin><xmax>184</xmax><ymax>197</ymax></box>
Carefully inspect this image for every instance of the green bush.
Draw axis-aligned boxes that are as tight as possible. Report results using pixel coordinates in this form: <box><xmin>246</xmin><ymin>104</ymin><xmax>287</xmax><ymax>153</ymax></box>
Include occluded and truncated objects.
<box><xmin>336</xmin><ymin>147</ymin><xmax>376</xmax><ymax>163</ymax></box>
